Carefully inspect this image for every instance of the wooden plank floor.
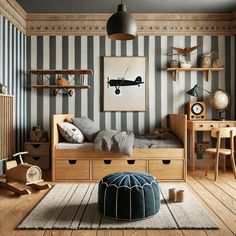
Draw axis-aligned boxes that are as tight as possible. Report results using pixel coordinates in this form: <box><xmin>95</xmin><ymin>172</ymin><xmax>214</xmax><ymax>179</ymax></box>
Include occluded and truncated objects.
<box><xmin>0</xmin><ymin>170</ymin><xmax>236</xmax><ymax>236</ymax></box>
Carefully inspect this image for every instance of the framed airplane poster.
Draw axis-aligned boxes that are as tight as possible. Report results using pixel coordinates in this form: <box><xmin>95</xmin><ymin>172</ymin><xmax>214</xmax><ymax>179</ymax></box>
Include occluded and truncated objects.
<box><xmin>103</xmin><ymin>56</ymin><xmax>148</xmax><ymax>111</ymax></box>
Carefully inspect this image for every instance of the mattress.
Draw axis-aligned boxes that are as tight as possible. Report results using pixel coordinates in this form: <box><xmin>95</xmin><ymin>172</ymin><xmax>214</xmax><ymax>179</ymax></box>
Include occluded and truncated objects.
<box><xmin>55</xmin><ymin>142</ymin><xmax>94</xmax><ymax>149</ymax></box>
<box><xmin>133</xmin><ymin>138</ymin><xmax>183</xmax><ymax>148</ymax></box>
<box><xmin>55</xmin><ymin>138</ymin><xmax>183</xmax><ymax>150</ymax></box>
<box><xmin>133</xmin><ymin>132</ymin><xmax>183</xmax><ymax>148</ymax></box>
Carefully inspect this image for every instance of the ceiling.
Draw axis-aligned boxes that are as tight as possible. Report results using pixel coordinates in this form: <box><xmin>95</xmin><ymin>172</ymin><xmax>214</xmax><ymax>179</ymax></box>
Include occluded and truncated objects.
<box><xmin>16</xmin><ymin>0</ymin><xmax>236</xmax><ymax>14</ymax></box>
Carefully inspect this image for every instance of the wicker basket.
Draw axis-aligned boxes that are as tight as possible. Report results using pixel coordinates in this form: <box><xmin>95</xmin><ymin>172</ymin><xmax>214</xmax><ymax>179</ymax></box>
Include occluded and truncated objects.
<box><xmin>200</xmin><ymin>54</ymin><xmax>211</xmax><ymax>68</ymax></box>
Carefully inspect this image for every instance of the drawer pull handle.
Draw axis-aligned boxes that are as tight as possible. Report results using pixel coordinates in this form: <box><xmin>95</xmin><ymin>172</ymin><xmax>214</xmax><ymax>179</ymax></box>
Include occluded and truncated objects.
<box><xmin>68</xmin><ymin>160</ymin><xmax>77</xmax><ymax>165</ymax></box>
<box><xmin>162</xmin><ymin>160</ymin><xmax>171</xmax><ymax>165</ymax></box>
<box><xmin>32</xmin><ymin>156</ymin><xmax>40</xmax><ymax>161</ymax></box>
<box><xmin>127</xmin><ymin>160</ymin><xmax>135</xmax><ymax>165</ymax></box>
<box><xmin>32</xmin><ymin>144</ymin><xmax>40</xmax><ymax>148</ymax></box>
<box><xmin>199</xmin><ymin>125</ymin><xmax>203</xmax><ymax>127</ymax></box>
<box><xmin>227</xmin><ymin>125</ymin><xmax>230</xmax><ymax>127</ymax></box>
<box><xmin>210</xmin><ymin>125</ymin><xmax>213</xmax><ymax>127</ymax></box>
<box><xmin>104</xmin><ymin>160</ymin><xmax>112</xmax><ymax>165</ymax></box>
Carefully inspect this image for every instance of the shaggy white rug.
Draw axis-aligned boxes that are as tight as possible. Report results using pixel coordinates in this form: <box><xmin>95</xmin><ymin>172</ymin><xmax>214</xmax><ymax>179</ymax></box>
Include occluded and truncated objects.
<box><xmin>18</xmin><ymin>183</ymin><xmax>219</xmax><ymax>229</ymax></box>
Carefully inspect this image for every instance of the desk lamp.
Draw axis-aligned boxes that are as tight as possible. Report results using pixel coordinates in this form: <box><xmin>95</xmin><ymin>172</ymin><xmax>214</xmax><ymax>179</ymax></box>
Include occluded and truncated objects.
<box><xmin>187</xmin><ymin>84</ymin><xmax>230</xmax><ymax>120</ymax></box>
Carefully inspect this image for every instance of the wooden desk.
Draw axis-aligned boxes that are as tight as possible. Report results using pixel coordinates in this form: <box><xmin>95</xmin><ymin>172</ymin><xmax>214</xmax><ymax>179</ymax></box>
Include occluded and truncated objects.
<box><xmin>187</xmin><ymin>120</ymin><xmax>236</xmax><ymax>171</ymax></box>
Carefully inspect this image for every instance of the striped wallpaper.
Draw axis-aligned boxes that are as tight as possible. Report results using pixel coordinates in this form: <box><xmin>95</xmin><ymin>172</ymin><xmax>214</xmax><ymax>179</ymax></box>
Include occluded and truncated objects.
<box><xmin>27</xmin><ymin>34</ymin><xmax>235</xmax><ymax>160</ymax></box>
<box><xmin>1</xmin><ymin>13</ymin><xmax>236</xmax><ymax>159</ymax></box>
<box><xmin>0</xmin><ymin>16</ymin><xmax>27</xmax><ymax>152</ymax></box>
<box><xmin>27</xmin><ymin>35</ymin><xmax>235</xmax><ymax>132</ymax></box>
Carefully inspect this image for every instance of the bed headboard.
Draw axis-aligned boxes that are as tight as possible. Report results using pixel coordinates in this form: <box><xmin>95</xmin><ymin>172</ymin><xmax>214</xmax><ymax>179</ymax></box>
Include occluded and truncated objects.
<box><xmin>51</xmin><ymin>114</ymin><xmax>75</xmax><ymax>149</ymax></box>
<box><xmin>169</xmin><ymin>113</ymin><xmax>187</xmax><ymax>149</ymax></box>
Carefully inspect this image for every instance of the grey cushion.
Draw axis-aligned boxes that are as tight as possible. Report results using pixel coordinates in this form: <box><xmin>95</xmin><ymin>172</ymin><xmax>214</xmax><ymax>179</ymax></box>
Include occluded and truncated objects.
<box><xmin>57</xmin><ymin>122</ymin><xmax>85</xmax><ymax>143</ymax></box>
<box><xmin>72</xmin><ymin>117</ymin><xmax>100</xmax><ymax>142</ymax></box>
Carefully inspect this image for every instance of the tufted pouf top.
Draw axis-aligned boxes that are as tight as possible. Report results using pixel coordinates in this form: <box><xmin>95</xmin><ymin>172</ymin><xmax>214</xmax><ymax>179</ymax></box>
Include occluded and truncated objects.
<box><xmin>98</xmin><ymin>172</ymin><xmax>160</xmax><ymax>221</ymax></box>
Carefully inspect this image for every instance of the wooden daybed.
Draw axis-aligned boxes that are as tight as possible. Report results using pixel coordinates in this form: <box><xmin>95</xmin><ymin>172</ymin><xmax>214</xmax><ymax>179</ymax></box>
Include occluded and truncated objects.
<box><xmin>51</xmin><ymin>113</ymin><xmax>187</xmax><ymax>182</ymax></box>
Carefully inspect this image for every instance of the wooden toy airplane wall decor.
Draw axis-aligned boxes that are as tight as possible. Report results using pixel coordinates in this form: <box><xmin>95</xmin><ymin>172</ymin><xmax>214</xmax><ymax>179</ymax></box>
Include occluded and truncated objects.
<box><xmin>30</xmin><ymin>69</ymin><xmax>93</xmax><ymax>96</ymax></box>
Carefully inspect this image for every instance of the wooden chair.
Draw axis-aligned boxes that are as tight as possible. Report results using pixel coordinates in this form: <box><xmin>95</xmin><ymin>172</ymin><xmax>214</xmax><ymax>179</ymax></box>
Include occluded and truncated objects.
<box><xmin>205</xmin><ymin>127</ymin><xmax>236</xmax><ymax>181</ymax></box>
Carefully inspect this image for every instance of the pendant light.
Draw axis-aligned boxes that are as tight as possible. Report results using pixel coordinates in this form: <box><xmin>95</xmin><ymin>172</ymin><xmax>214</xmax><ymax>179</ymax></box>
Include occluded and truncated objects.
<box><xmin>106</xmin><ymin>0</ymin><xmax>137</xmax><ymax>40</ymax></box>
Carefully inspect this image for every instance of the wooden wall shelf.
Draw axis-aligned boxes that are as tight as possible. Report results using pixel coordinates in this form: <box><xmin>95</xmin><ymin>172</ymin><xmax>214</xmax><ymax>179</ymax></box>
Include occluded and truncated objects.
<box><xmin>164</xmin><ymin>67</ymin><xmax>224</xmax><ymax>81</ymax></box>
<box><xmin>31</xmin><ymin>85</ymin><xmax>90</xmax><ymax>89</ymax></box>
<box><xmin>30</xmin><ymin>69</ymin><xmax>93</xmax><ymax>96</ymax></box>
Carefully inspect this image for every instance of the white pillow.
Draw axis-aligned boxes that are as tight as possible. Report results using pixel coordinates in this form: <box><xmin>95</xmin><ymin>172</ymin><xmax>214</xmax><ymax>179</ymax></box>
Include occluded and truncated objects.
<box><xmin>57</xmin><ymin>122</ymin><xmax>85</xmax><ymax>143</ymax></box>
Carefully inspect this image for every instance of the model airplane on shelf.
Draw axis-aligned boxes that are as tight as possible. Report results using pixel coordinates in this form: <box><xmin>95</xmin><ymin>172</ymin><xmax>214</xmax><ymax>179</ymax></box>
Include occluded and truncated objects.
<box><xmin>172</xmin><ymin>45</ymin><xmax>198</xmax><ymax>57</ymax></box>
<box><xmin>30</xmin><ymin>69</ymin><xmax>93</xmax><ymax>96</ymax></box>
<box><xmin>107</xmin><ymin>76</ymin><xmax>144</xmax><ymax>95</ymax></box>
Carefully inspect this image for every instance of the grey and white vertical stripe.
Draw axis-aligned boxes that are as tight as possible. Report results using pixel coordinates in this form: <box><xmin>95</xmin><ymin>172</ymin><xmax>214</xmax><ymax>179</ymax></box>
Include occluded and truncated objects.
<box><xmin>0</xmin><ymin>16</ymin><xmax>27</xmax><ymax>152</ymax></box>
<box><xmin>1</xmin><ymin>18</ymin><xmax>235</xmax><ymax>156</ymax></box>
<box><xmin>27</xmin><ymin>35</ymin><xmax>235</xmax><ymax>134</ymax></box>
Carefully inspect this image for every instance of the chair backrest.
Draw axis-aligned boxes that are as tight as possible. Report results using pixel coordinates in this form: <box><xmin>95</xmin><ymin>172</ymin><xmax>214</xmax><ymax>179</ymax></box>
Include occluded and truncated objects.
<box><xmin>211</xmin><ymin>127</ymin><xmax>236</xmax><ymax>138</ymax></box>
<box><xmin>211</xmin><ymin>127</ymin><xmax>236</xmax><ymax>153</ymax></box>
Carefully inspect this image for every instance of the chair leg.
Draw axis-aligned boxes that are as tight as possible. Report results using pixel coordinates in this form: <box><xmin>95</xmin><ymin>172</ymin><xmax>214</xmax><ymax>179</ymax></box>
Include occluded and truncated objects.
<box><xmin>230</xmin><ymin>153</ymin><xmax>236</xmax><ymax>179</ymax></box>
<box><xmin>205</xmin><ymin>154</ymin><xmax>211</xmax><ymax>176</ymax></box>
<box><xmin>215</xmin><ymin>153</ymin><xmax>220</xmax><ymax>181</ymax></box>
<box><xmin>223</xmin><ymin>155</ymin><xmax>226</xmax><ymax>173</ymax></box>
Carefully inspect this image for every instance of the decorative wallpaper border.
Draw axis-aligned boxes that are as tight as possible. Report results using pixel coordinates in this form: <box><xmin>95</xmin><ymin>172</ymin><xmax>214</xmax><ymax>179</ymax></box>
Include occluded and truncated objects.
<box><xmin>0</xmin><ymin>1</ymin><xmax>235</xmax><ymax>35</ymax></box>
<box><xmin>0</xmin><ymin>0</ymin><xmax>26</xmax><ymax>33</ymax></box>
<box><xmin>27</xmin><ymin>13</ymin><xmax>236</xmax><ymax>35</ymax></box>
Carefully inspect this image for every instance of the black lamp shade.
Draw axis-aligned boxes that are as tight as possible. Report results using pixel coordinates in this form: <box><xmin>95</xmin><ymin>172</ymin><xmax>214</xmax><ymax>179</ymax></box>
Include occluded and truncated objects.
<box><xmin>106</xmin><ymin>4</ymin><xmax>137</xmax><ymax>40</ymax></box>
<box><xmin>186</xmin><ymin>85</ymin><xmax>198</xmax><ymax>97</ymax></box>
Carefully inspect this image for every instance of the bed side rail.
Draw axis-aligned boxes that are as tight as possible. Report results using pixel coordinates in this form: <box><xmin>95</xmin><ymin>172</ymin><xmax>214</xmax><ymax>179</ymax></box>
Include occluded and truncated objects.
<box><xmin>169</xmin><ymin>113</ymin><xmax>187</xmax><ymax>148</ymax></box>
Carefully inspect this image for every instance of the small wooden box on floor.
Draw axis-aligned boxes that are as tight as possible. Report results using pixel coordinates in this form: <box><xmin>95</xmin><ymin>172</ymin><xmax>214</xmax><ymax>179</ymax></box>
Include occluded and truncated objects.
<box><xmin>24</xmin><ymin>142</ymin><xmax>50</xmax><ymax>170</ymax></box>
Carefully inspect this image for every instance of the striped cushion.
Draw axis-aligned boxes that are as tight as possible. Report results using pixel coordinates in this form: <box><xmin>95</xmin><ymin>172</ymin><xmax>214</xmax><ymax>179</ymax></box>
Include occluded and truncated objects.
<box><xmin>98</xmin><ymin>172</ymin><xmax>160</xmax><ymax>221</ymax></box>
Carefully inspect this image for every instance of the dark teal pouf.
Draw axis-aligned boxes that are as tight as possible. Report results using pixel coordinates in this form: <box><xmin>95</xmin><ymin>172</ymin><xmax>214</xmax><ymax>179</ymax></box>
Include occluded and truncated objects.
<box><xmin>98</xmin><ymin>172</ymin><xmax>160</xmax><ymax>221</ymax></box>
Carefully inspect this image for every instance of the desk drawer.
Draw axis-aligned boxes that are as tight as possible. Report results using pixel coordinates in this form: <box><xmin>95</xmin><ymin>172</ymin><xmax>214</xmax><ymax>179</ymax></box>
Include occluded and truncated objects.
<box><xmin>219</xmin><ymin>122</ymin><xmax>236</xmax><ymax>128</ymax></box>
<box><xmin>55</xmin><ymin>160</ymin><xmax>90</xmax><ymax>180</ymax></box>
<box><xmin>149</xmin><ymin>160</ymin><xmax>184</xmax><ymax>180</ymax></box>
<box><xmin>92</xmin><ymin>159</ymin><xmax>147</xmax><ymax>180</ymax></box>
<box><xmin>194</xmin><ymin>122</ymin><xmax>219</xmax><ymax>131</ymax></box>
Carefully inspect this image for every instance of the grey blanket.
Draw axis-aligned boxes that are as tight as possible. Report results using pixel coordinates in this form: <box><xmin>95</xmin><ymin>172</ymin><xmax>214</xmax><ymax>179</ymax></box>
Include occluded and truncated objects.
<box><xmin>94</xmin><ymin>130</ymin><xmax>134</xmax><ymax>156</ymax></box>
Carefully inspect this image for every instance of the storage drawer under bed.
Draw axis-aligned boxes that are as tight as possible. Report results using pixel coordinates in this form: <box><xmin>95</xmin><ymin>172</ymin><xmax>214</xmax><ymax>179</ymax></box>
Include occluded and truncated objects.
<box><xmin>92</xmin><ymin>159</ymin><xmax>147</xmax><ymax>180</ymax></box>
<box><xmin>149</xmin><ymin>159</ymin><xmax>184</xmax><ymax>181</ymax></box>
<box><xmin>54</xmin><ymin>160</ymin><xmax>90</xmax><ymax>180</ymax></box>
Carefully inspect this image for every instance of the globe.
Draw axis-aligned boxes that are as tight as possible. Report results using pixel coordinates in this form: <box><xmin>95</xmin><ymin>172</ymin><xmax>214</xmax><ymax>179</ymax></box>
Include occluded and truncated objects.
<box><xmin>209</xmin><ymin>89</ymin><xmax>230</xmax><ymax>111</ymax></box>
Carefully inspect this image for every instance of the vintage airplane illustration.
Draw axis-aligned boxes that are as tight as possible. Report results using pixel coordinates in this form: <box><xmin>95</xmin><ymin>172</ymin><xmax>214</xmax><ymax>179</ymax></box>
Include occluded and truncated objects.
<box><xmin>107</xmin><ymin>65</ymin><xmax>144</xmax><ymax>95</ymax></box>
<box><xmin>172</xmin><ymin>45</ymin><xmax>198</xmax><ymax>57</ymax></box>
<box><xmin>30</xmin><ymin>69</ymin><xmax>93</xmax><ymax>96</ymax></box>
<box><xmin>107</xmin><ymin>76</ymin><xmax>144</xmax><ymax>95</ymax></box>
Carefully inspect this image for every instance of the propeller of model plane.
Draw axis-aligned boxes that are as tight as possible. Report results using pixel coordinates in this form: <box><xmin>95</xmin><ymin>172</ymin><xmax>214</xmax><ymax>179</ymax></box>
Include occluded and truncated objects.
<box><xmin>113</xmin><ymin>66</ymin><xmax>129</xmax><ymax>95</ymax></box>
